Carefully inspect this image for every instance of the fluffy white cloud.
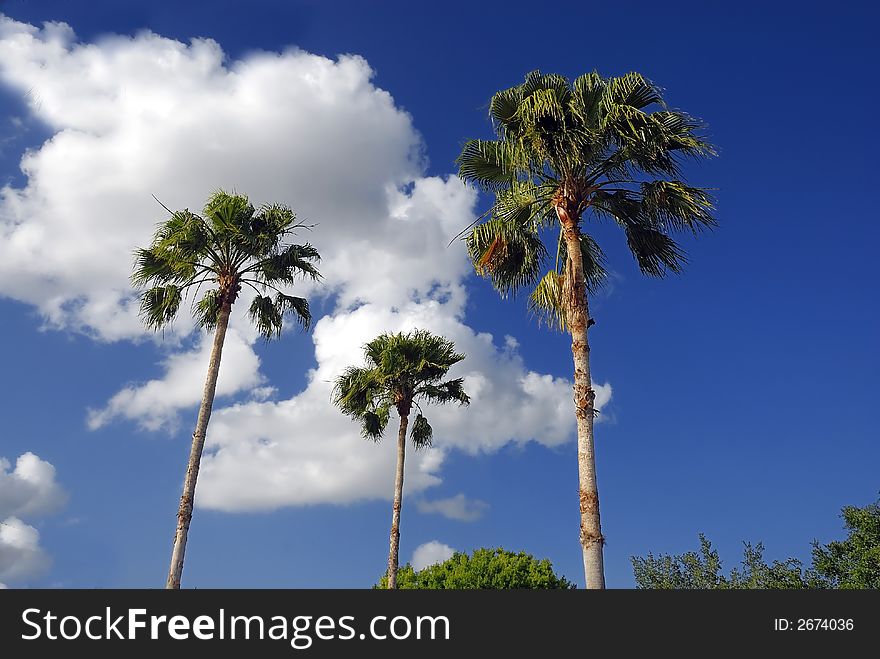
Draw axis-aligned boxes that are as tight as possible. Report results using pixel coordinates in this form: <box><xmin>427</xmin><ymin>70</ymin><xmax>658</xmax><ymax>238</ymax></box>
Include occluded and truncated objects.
<box><xmin>0</xmin><ymin>517</ymin><xmax>50</xmax><ymax>583</ymax></box>
<box><xmin>0</xmin><ymin>453</ymin><xmax>66</xmax><ymax>586</ymax></box>
<box><xmin>416</xmin><ymin>494</ymin><xmax>489</xmax><ymax>522</ymax></box>
<box><xmin>1</xmin><ymin>18</ymin><xmax>613</xmax><ymax>513</ymax></box>
<box><xmin>197</xmin><ymin>395</ymin><xmax>445</xmax><ymax>512</ymax></box>
<box><xmin>0</xmin><ymin>452</ymin><xmax>67</xmax><ymax>518</ymax></box>
<box><xmin>0</xmin><ymin>15</ymin><xmax>420</xmax><ymax>339</ymax></box>
<box><xmin>411</xmin><ymin>541</ymin><xmax>456</xmax><ymax>571</ymax></box>
<box><xmin>86</xmin><ymin>327</ymin><xmax>264</xmax><ymax>432</ymax></box>
<box><xmin>322</xmin><ymin>176</ymin><xmax>474</xmax><ymax>310</ymax></box>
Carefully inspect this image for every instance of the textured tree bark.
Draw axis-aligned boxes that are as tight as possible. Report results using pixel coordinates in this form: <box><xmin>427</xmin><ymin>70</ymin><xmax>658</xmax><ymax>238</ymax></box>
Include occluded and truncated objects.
<box><xmin>166</xmin><ymin>301</ymin><xmax>232</xmax><ymax>589</ymax></box>
<box><xmin>557</xmin><ymin>202</ymin><xmax>606</xmax><ymax>589</ymax></box>
<box><xmin>386</xmin><ymin>413</ymin><xmax>409</xmax><ymax>589</ymax></box>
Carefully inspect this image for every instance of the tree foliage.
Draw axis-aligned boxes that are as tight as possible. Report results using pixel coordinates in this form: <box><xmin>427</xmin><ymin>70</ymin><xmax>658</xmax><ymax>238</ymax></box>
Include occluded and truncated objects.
<box><xmin>133</xmin><ymin>190</ymin><xmax>320</xmax><ymax>337</ymax></box>
<box><xmin>374</xmin><ymin>548</ymin><xmax>576</xmax><ymax>589</ymax></box>
<box><xmin>631</xmin><ymin>497</ymin><xmax>880</xmax><ymax>589</ymax></box>
<box><xmin>457</xmin><ymin>69</ymin><xmax>716</xmax><ymax>330</ymax></box>
<box><xmin>332</xmin><ymin>329</ymin><xmax>469</xmax><ymax>443</ymax></box>
<box><xmin>812</xmin><ymin>499</ymin><xmax>880</xmax><ymax>589</ymax></box>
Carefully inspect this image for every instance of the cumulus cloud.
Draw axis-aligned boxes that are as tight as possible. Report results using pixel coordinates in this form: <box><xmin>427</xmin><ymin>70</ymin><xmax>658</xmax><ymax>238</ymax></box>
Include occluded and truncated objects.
<box><xmin>86</xmin><ymin>327</ymin><xmax>264</xmax><ymax>432</ymax></box>
<box><xmin>0</xmin><ymin>453</ymin><xmax>66</xmax><ymax>586</ymax></box>
<box><xmin>0</xmin><ymin>17</ymin><xmax>613</xmax><ymax>513</ymax></box>
<box><xmin>0</xmin><ymin>15</ymin><xmax>420</xmax><ymax>339</ymax></box>
<box><xmin>197</xmin><ymin>396</ymin><xmax>445</xmax><ymax>512</ymax></box>
<box><xmin>411</xmin><ymin>541</ymin><xmax>456</xmax><ymax>571</ymax></box>
<box><xmin>416</xmin><ymin>494</ymin><xmax>489</xmax><ymax>522</ymax></box>
<box><xmin>0</xmin><ymin>452</ymin><xmax>67</xmax><ymax>518</ymax></box>
<box><xmin>0</xmin><ymin>517</ymin><xmax>51</xmax><ymax>584</ymax></box>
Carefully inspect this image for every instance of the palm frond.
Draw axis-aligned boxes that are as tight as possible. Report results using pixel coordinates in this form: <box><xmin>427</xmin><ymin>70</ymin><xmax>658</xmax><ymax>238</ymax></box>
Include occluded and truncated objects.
<box><xmin>592</xmin><ymin>189</ymin><xmax>688</xmax><ymax>276</ymax></box>
<box><xmin>253</xmin><ymin>243</ymin><xmax>321</xmax><ymax>284</ymax></box>
<box><xmin>248</xmin><ymin>292</ymin><xmax>309</xmax><ymax>339</ymax></box>
<box><xmin>604</xmin><ymin>72</ymin><xmax>664</xmax><ymax>111</ymax></box>
<box><xmin>641</xmin><ymin>181</ymin><xmax>716</xmax><ymax>233</ymax></box>
<box><xmin>489</xmin><ymin>86</ymin><xmax>521</xmax><ymax>132</ymax></box>
<box><xmin>516</xmin><ymin>85</ymin><xmax>569</xmax><ymax>127</ymax></box>
<box><xmin>418</xmin><ymin>378</ymin><xmax>470</xmax><ymax>406</ymax></box>
<box><xmin>457</xmin><ymin>139</ymin><xmax>525</xmax><ymax>190</ymax></box>
<box><xmin>361</xmin><ymin>406</ymin><xmax>390</xmax><ymax>441</ymax></box>
<box><xmin>410</xmin><ymin>413</ymin><xmax>433</xmax><ymax>449</ymax></box>
<box><xmin>467</xmin><ymin>217</ymin><xmax>547</xmax><ymax>296</ymax></box>
<box><xmin>493</xmin><ymin>181</ymin><xmax>556</xmax><ymax>226</ymax></box>
<box><xmin>570</xmin><ymin>71</ymin><xmax>606</xmax><ymax>129</ymax></box>
<box><xmin>248</xmin><ymin>294</ymin><xmax>282</xmax><ymax>339</ymax></box>
<box><xmin>333</xmin><ymin>366</ymin><xmax>388</xmax><ymax>418</ymax></box>
<box><xmin>520</xmin><ymin>71</ymin><xmax>570</xmax><ymax>103</ymax></box>
<box><xmin>457</xmin><ymin>68</ymin><xmax>716</xmax><ymax>319</ymax></box>
<box><xmin>237</xmin><ymin>203</ymin><xmax>298</xmax><ymax>257</ymax></box>
<box><xmin>275</xmin><ymin>293</ymin><xmax>311</xmax><ymax>331</ymax></box>
<box><xmin>195</xmin><ymin>289</ymin><xmax>222</xmax><ymax>330</ymax></box>
<box><xmin>624</xmin><ymin>223</ymin><xmax>688</xmax><ymax>276</ymax></box>
<box><xmin>139</xmin><ymin>285</ymin><xmax>182</xmax><ymax>330</ymax></box>
<box><xmin>529</xmin><ymin>270</ymin><xmax>567</xmax><ymax>331</ymax></box>
<box><xmin>132</xmin><ymin>246</ymin><xmax>194</xmax><ymax>287</ymax></box>
<box><xmin>204</xmin><ymin>190</ymin><xmax>255</xmax><ymax>238</ymax></box>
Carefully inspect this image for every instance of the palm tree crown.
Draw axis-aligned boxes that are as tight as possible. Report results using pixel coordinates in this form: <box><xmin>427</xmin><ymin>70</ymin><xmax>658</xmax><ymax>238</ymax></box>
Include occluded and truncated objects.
<box><xmin>457</xmin><ymin>70</ymin><xmax>716</xmax><ymax>326</ymax></box>
<box><xmin>333</xmin><ymin>330</ymin><xmax>470</xmax><ymax>445</ymax></box>
<box><xmin>133</xmin><ymin>190</ymin><xmax>321</xmax><ymax>336</ymax></box>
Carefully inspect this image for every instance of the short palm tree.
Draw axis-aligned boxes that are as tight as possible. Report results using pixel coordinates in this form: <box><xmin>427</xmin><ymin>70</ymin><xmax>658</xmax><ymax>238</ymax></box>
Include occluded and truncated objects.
<box><xmin>333</xmin><ymin>330</ymin><xmax>470</xmax><ymax>589</ymax></box>
<box><xmin>457</xmin><ymin>70</ymin><xmax>716</xmax><ymax>588</ymax></box>
<box><xmin>132</xmin><ymin>190</ymin><xmax>321</xmax><ymax>589</ymax></box>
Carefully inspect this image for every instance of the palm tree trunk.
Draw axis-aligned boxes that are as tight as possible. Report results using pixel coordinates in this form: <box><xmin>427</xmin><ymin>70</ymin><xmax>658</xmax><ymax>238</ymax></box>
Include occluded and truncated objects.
<box><xmin>558</xmin><ymin>203</ymin><xmax>606</xmax><ymax>589</ymax></box>
<box><xmin>386</xmin><ymin>413</ymin><xmax>409</xmax><ymax>589</ymax></box>
<box><xmin>166</xmin><ymin>301</ymin><xmax>232</xmax><ymax>589</ymax></box>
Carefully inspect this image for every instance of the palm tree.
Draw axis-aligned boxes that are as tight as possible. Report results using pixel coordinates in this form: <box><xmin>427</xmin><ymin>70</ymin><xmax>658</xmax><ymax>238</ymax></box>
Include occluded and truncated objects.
<box><xmin>457</xmin><ymin>70</ymin><xmax>716</xmax><ymax>588</ymax></box>
<box><xmin>333</xmin><ymin>330</ymin><xmax>470</xmax><ymax>589</ymax></box>
<box><xmin>132</xmin><ymin>190</ymin><xmax>321</xmax><ymax>589</ymax></box>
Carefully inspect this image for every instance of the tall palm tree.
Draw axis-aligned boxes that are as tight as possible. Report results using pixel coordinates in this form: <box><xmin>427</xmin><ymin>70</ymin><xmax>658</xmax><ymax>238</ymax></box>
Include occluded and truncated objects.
<box><xmin>132</xmin><ymin>190</ymin><xmax>321</xmax><ymax>589</ymax></box>
<box><xmin>457</xmin><ymin>70</ymin><xmax>716</xmax><ymax>588</ymax></box>
<box><xmin>333</xmin><ymin>330</ymin><xmax>470</xmax><ymax>589</ymax></box>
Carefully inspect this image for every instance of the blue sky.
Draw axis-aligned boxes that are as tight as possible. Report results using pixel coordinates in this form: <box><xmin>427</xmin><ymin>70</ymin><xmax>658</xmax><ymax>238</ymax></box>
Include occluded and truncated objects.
<box><xmin>0</xmin><ymin>0</ymin><xmax>877</xmax><ymax>588</ymax></box>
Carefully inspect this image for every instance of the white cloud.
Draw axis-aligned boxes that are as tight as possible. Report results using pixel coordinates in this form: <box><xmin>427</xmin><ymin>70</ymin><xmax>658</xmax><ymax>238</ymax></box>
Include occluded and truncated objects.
<box><xmin>0</xmin><ymin>452</ymin><xmax>67</xmax><ymax>518</ymax></box>
<box><xmin>87</xmin><ymin>326</ymin><xmax>264</xmax><ymax>432</ymax></box>
<box><xmin>411</xmin><ymin>541</ymin><xmax>456</xmax><ymax>571</ymax></box>
<box><xmin>196</xmin><ymin>395</ymin><xmax>445</xmax><ymax>512</ymax></box>
<box><xmin>0</xmin><ymin>517</ymin><xmax>51</xmax><ymax>583</ymax></box>
<box><xmin>0</xmin><ymin>18</ymin><xmax>614</xmax><ymax>513</ymax></box>
<box><xmin>0</xmin><ymin>15</ymin><xmax>420</xmax><ymax>340</ymax></box>
<box><xmin>0</xmin><ymin>453</ymin><xmax>66</xmax><ymax>586</ymax></box>
<box><xmin>416</xmin><ymin>493</ymin><xmax>489</xmax><ymax>522</ymax></box>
